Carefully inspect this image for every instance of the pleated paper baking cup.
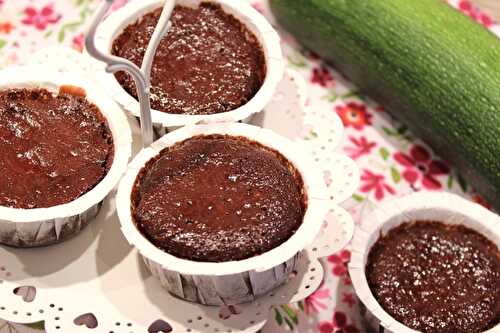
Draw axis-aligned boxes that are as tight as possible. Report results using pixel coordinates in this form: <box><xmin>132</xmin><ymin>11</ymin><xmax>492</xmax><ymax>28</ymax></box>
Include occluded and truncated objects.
<box><xmin>0</xmin><ymin>66</ymin><xmax>132</xmax><ymax>247</ymax></box>
<box><xmin>116</xmin><ymin>122</ymin><xmax>329</xmax><ymax>305</ymax></box>
<box><xmin>93</xmin><ymin>0</ymin><xmax>284</xmax><ymax>129</ymax></box>
<box><xmin>348</xmin><ymin>192</ymin><xmax>500</xmax><ymax>333</ymax></box>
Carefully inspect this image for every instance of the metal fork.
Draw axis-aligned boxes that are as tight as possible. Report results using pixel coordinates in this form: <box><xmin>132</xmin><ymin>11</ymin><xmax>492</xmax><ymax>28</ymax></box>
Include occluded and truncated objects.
<box><xmin>85</xmin><ymin>0</ymin><xmax>175</xmax><ymax>147</ymax></box>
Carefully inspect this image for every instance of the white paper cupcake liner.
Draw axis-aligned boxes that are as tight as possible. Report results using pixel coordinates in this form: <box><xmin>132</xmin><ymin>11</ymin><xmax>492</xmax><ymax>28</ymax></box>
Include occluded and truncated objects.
<box><xmin>142</xmin><ymin>254</ymin><xmax>299</xmax><ymax>305</ymax></box>
<box><xmin>92</xmin><ymin>0</ymin><xmax>284</xmax><ymax>129</ymax></box>
<box><xmin>0</xmin><ymin>66</ymin><xmax>132</xmax><ymax>247</ymax></box>
<box><xmin>348</xmin><ymin>192</ymin><xmax>500</xmax><ymax>333</ymax></box>
<box><xmin>116</xmin><ymin>122</ymin><xmax>329</xmax><ymax>305</ymax></box>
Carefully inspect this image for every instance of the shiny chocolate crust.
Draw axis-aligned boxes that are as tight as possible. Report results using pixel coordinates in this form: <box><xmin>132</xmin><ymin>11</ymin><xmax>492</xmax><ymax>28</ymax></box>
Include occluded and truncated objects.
<box><xmin>112</xmin><ymin>2</ymin><xmax>266</xmax><ymax>115</ymax></box>
<box><xmin>131</xmin><ymin>135</ymin><xmax>306</xmax><ymax>262</ymax></box>
<box><xmin>0</xmin><ymin>88</ymin><xmax>114</xmax><ymax>209</ymax></box>
<box><xmin>366</xmin><ymin>221</ymin><xmax>500</xmax><ymax>333</ymax></box>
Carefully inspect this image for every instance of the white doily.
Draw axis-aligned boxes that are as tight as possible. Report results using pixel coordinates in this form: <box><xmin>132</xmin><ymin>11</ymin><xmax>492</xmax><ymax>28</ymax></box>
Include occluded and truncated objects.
<box><xmin>0</xmin><ymin>47</ymin><xmax>359</xmax><ymax>333</ymax></box>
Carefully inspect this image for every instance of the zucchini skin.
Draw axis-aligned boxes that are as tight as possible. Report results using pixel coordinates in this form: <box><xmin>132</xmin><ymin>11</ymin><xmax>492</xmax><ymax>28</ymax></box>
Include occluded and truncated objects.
<box><xmin>270</xmin><ymin>0</ymin><xmax>500</xmax><ymax>209</ymax></box>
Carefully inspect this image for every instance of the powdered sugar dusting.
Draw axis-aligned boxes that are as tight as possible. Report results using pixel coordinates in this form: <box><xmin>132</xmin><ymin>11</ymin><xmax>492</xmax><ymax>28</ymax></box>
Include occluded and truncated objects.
<box><xmin>0</xmin><ymin>88</ymin><xmax>114</xmax><ymax>209</ymax></box>
<box><xmin>131</xmin><ymin>135</ymin><xmax>306</xmax><ymax>262</ymax></box>
<box><xmin>112</xmin><ymin>3</ymin><xmax>265</xmax><ymax>115</ymax></box>
<box><xmin>366</xmin><ymin>221</ymin><xmax>500</xmax><ymax>332</ymax></box>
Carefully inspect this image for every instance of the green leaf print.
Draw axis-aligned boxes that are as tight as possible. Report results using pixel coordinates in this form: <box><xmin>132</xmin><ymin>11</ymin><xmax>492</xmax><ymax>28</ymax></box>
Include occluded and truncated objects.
<box><xmin>322</xmin><ymin>89</ymin><xmax>338</xmax><ymax>102</ymax></box>
<box><xmin>281</xmin><ymin>305</ymin><xmax>299</xmax><ymax>324</ymax></box>
<box><xmin>287</xmin><ymin>51</ymin><xmax>307</xmax><ymax>68</ymax></box>
<box><xmin>283</xmin><ymin>317</ymin><xmax>294</xmax><ymax>330</ymax></box>
<box><xmin>340</xmin><ymin>90</ymin><xmax>361</xmax><ymax>100</ymax></box>
<box><xmin>352</xmin><ymin>193</ymin><xmax>365</xmax><ymax>202</ymax></box>
<box><xmin>0</xmin><ymin>40</ymin><xmax>7</xmax><ymax>50</ymax></box>
<box><xmin>382</xmin><ymin>126</ymin><xmax>399</xmax><ymax>137</ymax></box>
<box><xmin>447</xmin><ymin>175</ymin><xmax>454</xmax><ymax>189</ymax></box>
<box><xmin>458</xmin><ymin>174</ymin><xmax>468</xmax><ymax>193</ymax></box>
<box><xmin>379</xmin><ymin>147</ymin><xmax>390</xmax><ymax>161</ymax></box>
<box><xmin>58</xmin><ymin>21</ymin><xmax>84</xmax><ymax>42</ymax></box>
<box><xmin>391</xmin><ymin>166</ymin><xmax>401</xmax><ymax>183</ymax></box>
<box><xmin>57</xmin><ymin>1</ymin><xmax>93</xmax><ymax>43</ymax></box>
<box><xmin>274</xmin><ymin>307</ymin><xmax>283</xmax><ymax>326</ymax></box>
<box><xmin>58</xmin><ymin>29</ymin><xmax>66</xmax><ymax>43</ymax></box>
<box><xmin>273</xmin><ymin>305</ymin><xmax>300</xmax><ymax>329</ymax></box>
<box><xmin>75</xmin><ymin>0</ymin><xmax>91</xmax><ymax>6</ymax></box>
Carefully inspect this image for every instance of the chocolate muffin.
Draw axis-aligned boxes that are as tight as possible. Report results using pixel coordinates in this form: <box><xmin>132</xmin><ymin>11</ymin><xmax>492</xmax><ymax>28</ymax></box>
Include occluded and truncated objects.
<box><xmin>366</xmin><ymin>221</ymin><xmax>500</xmax><ymax>333</ymax></box>
<box><xmin>131</xmin><ymin>134</ymin><xmax>306</xmax><ymax>262</ymax></box>
<box><xmin>0</xmin><ymin>87</ymin><xmax>114</xmax><ymax>209</ymax></box>
<box><xmin>112</xmin><ymin>2</ymin><xmax>266</xmax><ymax>115</ymax></box>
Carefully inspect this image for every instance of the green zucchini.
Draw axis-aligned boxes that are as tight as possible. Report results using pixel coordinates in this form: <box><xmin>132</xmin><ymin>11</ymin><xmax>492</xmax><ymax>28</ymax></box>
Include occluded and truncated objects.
<box><xmin>270</xmin><ymin>0</ymin><xmax>500</xmax><ymax>209</ymax></box>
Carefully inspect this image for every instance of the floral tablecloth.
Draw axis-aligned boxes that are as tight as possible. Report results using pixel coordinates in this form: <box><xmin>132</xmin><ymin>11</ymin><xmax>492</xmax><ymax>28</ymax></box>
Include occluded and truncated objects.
<box><xmin>0</xmin><ymin>0</ymin><xmax>497</xmax><ymax>332</ymax></box>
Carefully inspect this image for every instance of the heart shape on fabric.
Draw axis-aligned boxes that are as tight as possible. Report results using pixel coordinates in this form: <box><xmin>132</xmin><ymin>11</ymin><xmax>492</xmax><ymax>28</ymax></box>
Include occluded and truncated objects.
<box><xmin>13</xmin><ymin>286</ymin><xmax>36</xmax><ymax>302</ymax></box>
<box><xmin>73</xmin><ymin>313</ymin><xmax>98</xmax><ymax>329</ymax></box>
<box><xmin>148</xmin><ymin>319</ymin><xmax>173</xmax><ymax>333</ymax></box>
